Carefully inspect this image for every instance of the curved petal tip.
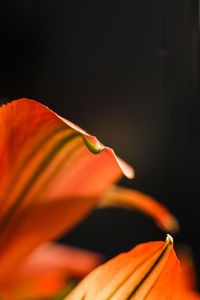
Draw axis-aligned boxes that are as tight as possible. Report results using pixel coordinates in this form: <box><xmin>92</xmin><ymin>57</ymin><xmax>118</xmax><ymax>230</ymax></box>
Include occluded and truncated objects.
<box><xmin>115</xmin><ymin>155</ymin><xmax>135</xmax><ymax>179</ymax></box>
<box><xmin>166</xmin><ymin>234</ymin><xmax>174</xmax><ymax>245</ymax></box>
<box><xmin>162</xmin><ymin>215</ymin><xmax>180</xmax><ymax>234</ymax></box>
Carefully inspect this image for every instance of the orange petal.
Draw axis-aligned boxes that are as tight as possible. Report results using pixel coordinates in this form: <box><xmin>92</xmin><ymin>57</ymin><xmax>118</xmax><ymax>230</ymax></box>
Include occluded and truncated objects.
<box><xmin>5</xmin><ymin>243</ymin><xmax>101</xmax><ymax>300</ymax></box>
<box><xmin>176</xmin><ymin>246</ymin><xmax>197</xmax><ymax>290</ymax></box>
<box><xmin>20</xmin><ymin>242</ymin><xmax>102</xmax><ymax>278</ymax></box>
<box><xmin>0</xmin><ymin>99</ymin><xmax>133</xmax><ymax>213</ymax></box>
<box><xmin>0</xmin><ymin>196</ymin><xmax>99</xmax><ymax>280</ymax></box>
<box><xmin>65</xmin><ymin>235</ymin><xmax>180</xmax><ymax>300</ymax></box>
<box><xmin>171</xmin><ymin>246</ymin><xmax>200</xmax><ymax>300</ymax></box>
<box><xmin>0</xmin><ymin>99</ymin><xmax>133</xmax><ymax>280</ymax></box>
<box><xmin>174</xmin><ymin>290</ymin><xmax>200</xmax><ymax>300</ymax></box>
<box><xmin>98</xmin><ymin>186</ymin><xmax>179</xmax><ymax>232</ymax></box>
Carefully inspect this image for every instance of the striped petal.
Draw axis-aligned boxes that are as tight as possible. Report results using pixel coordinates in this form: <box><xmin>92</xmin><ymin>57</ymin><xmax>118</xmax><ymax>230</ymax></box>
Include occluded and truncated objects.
<box><xmin>65</xmin><ymin>235</ymin><xmax>180</xmax><ymax>300</ymax></box>
<box><xmin>0</xmin><ymin>99</ymin><xmax>133</xmax><ymax>280</ymax></box>
<box><xmin>98</xmin><ymin>186</ymin><xmax>179</xmax><ymax>232</ymax></box>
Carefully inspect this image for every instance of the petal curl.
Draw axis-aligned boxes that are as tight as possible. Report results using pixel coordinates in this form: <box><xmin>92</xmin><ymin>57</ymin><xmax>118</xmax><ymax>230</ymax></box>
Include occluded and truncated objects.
<box><xmin>0</xmin><ymin>99</ymin><xmax>133</xmax><ymax>280</ymax></box>
<box><xmin>98</xmin><ymin>186</ymin><xmax>179</xmax><ymax>232</ymax></box>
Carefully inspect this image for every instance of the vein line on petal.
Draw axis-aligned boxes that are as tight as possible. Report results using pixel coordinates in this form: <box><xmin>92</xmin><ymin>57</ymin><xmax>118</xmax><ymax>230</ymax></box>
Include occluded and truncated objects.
<box><xmin>96</xmin><ymin>243</ymin><xmax>168</xmax><ymax>300</ymax></box>
<box><xmin>0</xmin><ymin>131</ymin><xmax>80</xmax><ymax>236</ymax></box>
<box><xmin>29</xmin><ymin>138</ymin><xmax>84</xmax><ymax>202</ymax></box>
<box><xmin>2</xmin><ymin>126</ymin><xmax>70</xmax><ymax>205</ymax></box>
<box><xmin>125</xmin><ymin>241</ymin><xmax>171</xmax><ymax>300</ymax></box>
<box><xmin>3</xmin><ymin>125</ymin><xmax>104</xmax><ymax>208</ymax></box>
<box><xmin>0</xmin><ymin>138</ymin><xmax>85</xmax><ymax>249</ymax></box>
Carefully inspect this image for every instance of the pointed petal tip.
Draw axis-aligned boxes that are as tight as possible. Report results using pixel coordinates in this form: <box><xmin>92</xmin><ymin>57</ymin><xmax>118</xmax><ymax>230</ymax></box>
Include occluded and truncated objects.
<box><xmin>114</xmin><ymin>155</ymin><xmax>135</xmax><ymax>179</ymax></box>
<box><xmin>83</xmin><ymin>136</ymin><xmax>135</xmax><ymax>179</ymax></box>
<box><xmin>166</xmin><ymin>234</ymin><xmax>174</xmax><ymax>245</ymax></box>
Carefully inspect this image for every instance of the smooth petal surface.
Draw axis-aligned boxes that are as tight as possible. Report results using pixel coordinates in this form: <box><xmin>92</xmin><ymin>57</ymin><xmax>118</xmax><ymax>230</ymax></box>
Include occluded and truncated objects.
<box><xmin>174</xmin><ymin>290</ymin><xmax>200</xmax><ymax>300</ymax></box>
<box><xmin>0</xmin><ymin>99</ymin><xmax>133</xmax><ymax>280</ymax></box>
<box><xmin>65</xmin><ymin>235</ymin><xmax>180</xmax><ymax>300</ymax></box>
<box><xmin>172</xmin><ymin>247</ymin><xmax>200</xmax><ymax>300</ymax></box>
<box><xmin>20</xmin><ymin>242</ymin><xmax>102</xmax><ymax>278</ymax></box>
<box><xmin>2</xmin><ymin>243</ymin><xmax>101</xmax><ymax>300</ymax></box>
<box><xmin>176</xmin><ymin>247</ymin><xmax>197</xmax><ymax>290</ymax></box>
<box><xmin>98</xmin><ymin>186</ymin><xmax>179</xmax><ymax>232</ymax></box>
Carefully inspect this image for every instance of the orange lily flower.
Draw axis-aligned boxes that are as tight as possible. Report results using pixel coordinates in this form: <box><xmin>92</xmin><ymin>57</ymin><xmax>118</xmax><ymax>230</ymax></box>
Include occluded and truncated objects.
<box><xmin>0</xmin><ymin>99</ymin><xmax>177</xmax><ymax>293</ymax></box>
<box><xmin>65</xmin><ymin>235</ymin><xmax>180</xmax><ymax>300</ymax></box>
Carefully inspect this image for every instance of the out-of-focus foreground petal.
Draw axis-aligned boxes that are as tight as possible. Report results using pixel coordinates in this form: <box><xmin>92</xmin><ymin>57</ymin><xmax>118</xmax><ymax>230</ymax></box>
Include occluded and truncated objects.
<box><xmin>173</xmin><ymin>247</ymin><xmax>200</xmax><ymax>300</ymax></box>
<box><xmin>1</xmin><ymin>243</ymin><xmax>102</xmax><ymax>300</ymax></box>
<box><xmin>0</xmin><ymin>98</ymin><xmax>133</xmax><ymax>281</ymax></box>
<box><xmin>174</xmin><ymin>290</ymin><xmax>200</xmax><ymax>300</ymax></box>
<box><xmin>177</xmin><ymin>247</ymin><xmax>197</xmax><ymax>290</ymax></box>
<box><xmin>65</xmin><ymin>235</ymin><xmax>180</xmax><ymax>300</ymax></box>
<box><xmin>98</xmin><ymin>186</ymin><xmax>179</xmax><ymax>232</ymax></box>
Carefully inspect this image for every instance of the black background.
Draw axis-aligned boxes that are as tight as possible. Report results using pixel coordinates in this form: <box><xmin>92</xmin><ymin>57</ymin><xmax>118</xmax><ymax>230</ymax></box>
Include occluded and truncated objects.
<box><xmin>0</xmin><ymin>0</ymin><xmax>199</xmax><ymax>284</ymax></box>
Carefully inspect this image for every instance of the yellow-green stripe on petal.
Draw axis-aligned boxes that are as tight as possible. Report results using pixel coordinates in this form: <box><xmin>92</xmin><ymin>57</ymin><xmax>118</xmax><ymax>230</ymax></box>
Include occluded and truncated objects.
<box><xmin>0</xmin><ymin>98</ymin><xmax>134</xmax><ymax>281</ymax></box>
<box><xmin>65</xmin><ymin>235</ymin><xmax>180</xmax><ymax>300</ymax></box>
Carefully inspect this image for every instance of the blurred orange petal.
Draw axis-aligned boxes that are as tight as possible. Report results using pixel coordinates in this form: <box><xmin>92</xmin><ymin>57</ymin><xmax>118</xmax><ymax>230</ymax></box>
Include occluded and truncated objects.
<box><xmin>20</xmin><ymin>242</ymin><xmax>102</xmax><ymax>280</ymax></box>
<box><xmin>65</xmin><ymin>235</ymin><xmax>180</xmax><ymax>300</ymax></box>
<box><xmin>174</xmin><ymin>290</ymin><xmax>200</xmax><ymax>300</ymax></box>
<box><xmin>98</xmin><ymin>186</ymin><xmax>179</xmax><ymax>232</ymax></box>
<box><xmin>0</xmin><ymin>99</ymin><xmax>133</xmax><ymax>280</ymax></box>
<box><xmin>3</xmin><ymin>243</ymin><xmax>101</xmax><ymax>300</ymax></box>
<box><xmin>172</xmin><ymin>247</ymin><xmax>200</xmax><ymax>300</ymax></box>
<box><xmin>176</xmin><ymin>246</ymin><xmax>197</xmax><ymax>290</ymax></box>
